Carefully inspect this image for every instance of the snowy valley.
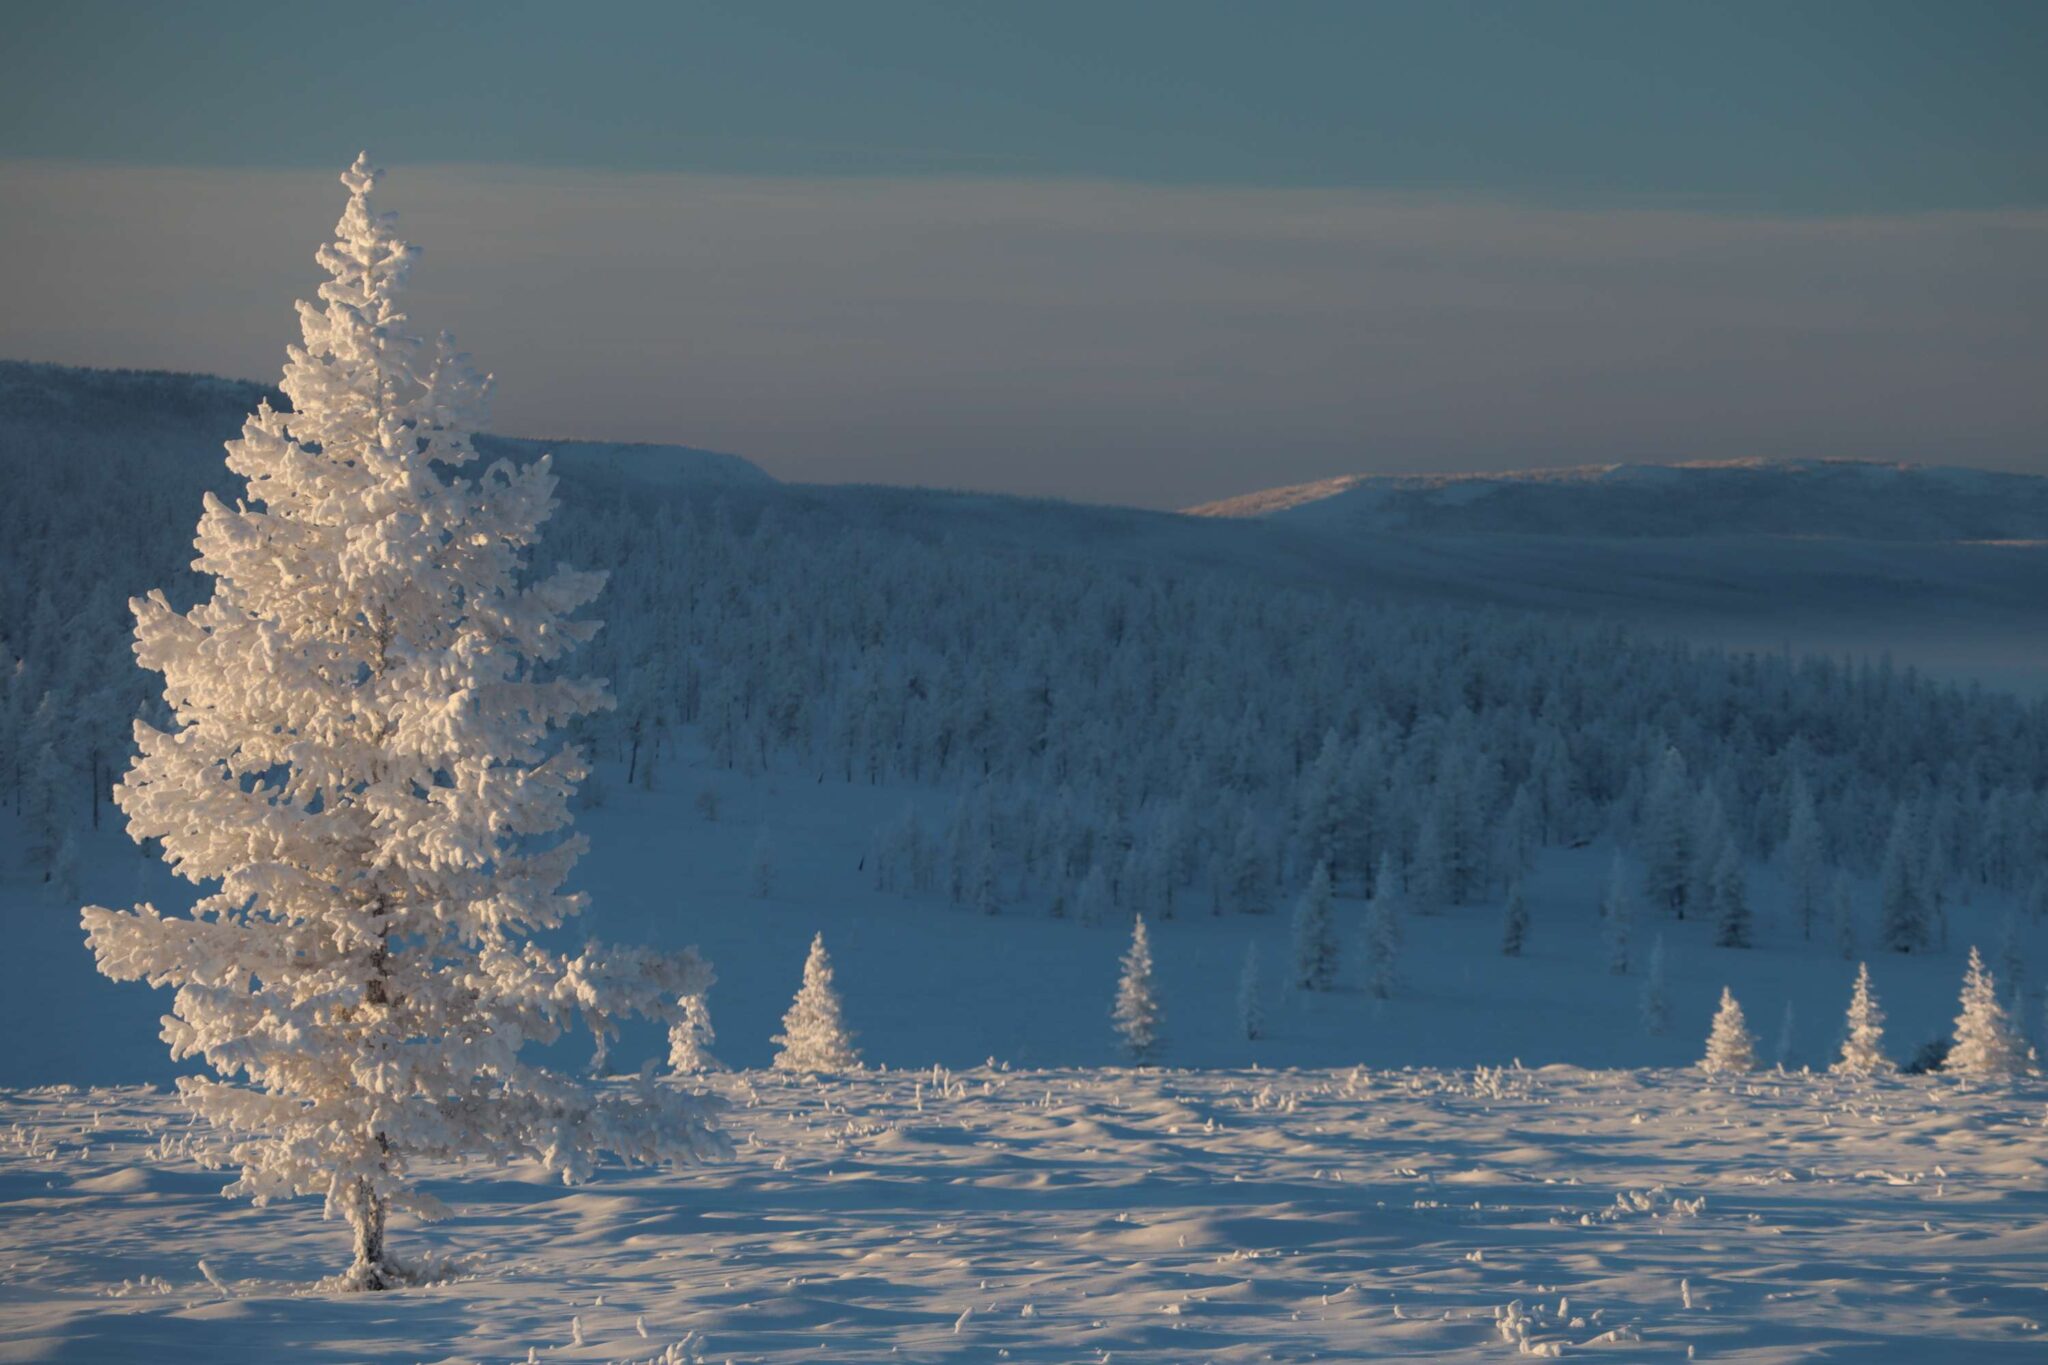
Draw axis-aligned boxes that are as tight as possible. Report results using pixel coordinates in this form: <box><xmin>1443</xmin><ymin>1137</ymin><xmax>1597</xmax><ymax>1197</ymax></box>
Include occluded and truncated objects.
<box><xmin>3</xmin><ymin>162</ymin><xmax>2046</xmax><ymax>1363</ymax></box>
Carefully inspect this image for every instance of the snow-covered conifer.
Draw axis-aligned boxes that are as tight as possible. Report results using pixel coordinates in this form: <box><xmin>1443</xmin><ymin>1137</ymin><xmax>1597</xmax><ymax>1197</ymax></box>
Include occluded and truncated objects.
<box><xmin>1712</xmin><ymin>840</ymin><xmax>1751</xmax><ymax>948</ymax></box>
<box><xmin>1920</xmin><ymin>818</ymin><xmax>1953</xmax><ymax>952</ymax></box>
<box><xmin>1687</xmin><ymin>788</ymin><xmax>1730</xmax><ymax>917</ymax></box>
<box><xmin>23</xmin><ymin>740</ymin><xmax>60</xmax><ymax>881</ymax></box>
<box><xmin>1362</xmin><ymin>852</ymin><xmax>1401</xmax><ymax>1001</ymax></box>
<box><xmin>79</xmin><ymin>158</ymin><xmax>723</xmax><ymax>1290</ymax></box>
<box><xmin>1237</xmin><ymin>941</ymin><xmax>1264</xmax><ymax>1042</ymax></box>
<box><xmin>1832</xmin><ymin>963</ymin><xmax>1893</xmax><ymax>1076</ymax></box>
<box><xmin>1499</xmin><ymin>879</ymin><xmax>1529</xmax><ymax>957</ymax></box>
<box><xmin>1878</xmin><ymin>803</ymin><xmax>1927</xmax><ymax>952</ymax></box>
<box><xmin>772</xmin><ymin>933</ymin><xmax>860</xmax><ymax>1073</ymax></box>
<box><xmin>1602</xmin><ymin>852</ymin><xmax>1633</xmax><ymax>974</ymax></box>
<box><xmin>1945</xmin><ymin>946</ymin><xmax>2029</xmax><ymax>1080</ymax></box>
<box><xmin>1641</xmin><ymin>934</ymin><xmax>1669</xmax><ymax>1036</ymax></box>
<box><xmin>1294</xmin><ymin>730</ymin><xmax>1347</xmax><ymax>883</ymax></box>
<box><xmin>1496</xmin><ymin>782</ymin><xmax>1540</xmax><ymax>883</ymax></box>
<box><xmin>1411</xmin><ymin>808</ymin><xmax>1450</xmax><ymax>912</ymax></box>
<box><xmin>1291</xmin><ymin>863</ymin><xmax>1337</xmax><ymax>991</ymax></box>
<box><xmin>1225</xmin><ymin>811</ymin><xmax>1269</xmax><ymax>915</ymax></box>
<box><xmin>667</xmin><ymin>993</ymin><xmax>722</xmax><ymax>1073</ymax></box>
<box><xmin>1113</xmin><ymin>915</ymin><xmax>1163</xmax><ymax>1061</ymax></box>
<box><xmin>1700</xmin><ymin>987</ymin><xmax>1757</xmax><ymax>1076</ymax></box>
<box><xmin>1638</xmin><ymin>748</ymin><xmax>1691</xmax><ymax>914</ymax></box>
<box><xmin>1781</xmin><ymin>776</ymin><xmax>1825</xmax><ymax>940</ymax></box>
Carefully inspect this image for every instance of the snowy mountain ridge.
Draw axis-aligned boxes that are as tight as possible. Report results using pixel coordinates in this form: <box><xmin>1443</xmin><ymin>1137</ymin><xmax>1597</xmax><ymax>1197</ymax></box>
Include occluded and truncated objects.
<box><xmin>10</xmin><ymin>358</ymin><xmax>2048</xmax><ymax>696</ymax></box>
<box><xmin>1186</xmin><ymin>457</ymin><xmax>2048</xmax><ymax>542</ymax></box>
<box><xmin>0</xmin><ymin>358</ymin><xmax>774</xmax><ymax>491</ymax></box>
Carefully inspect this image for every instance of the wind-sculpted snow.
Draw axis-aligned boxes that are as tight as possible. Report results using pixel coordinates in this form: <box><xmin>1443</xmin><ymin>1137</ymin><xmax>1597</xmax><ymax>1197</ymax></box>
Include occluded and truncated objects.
<box><xmin>3</xmin><ymin>1067</ymin><xmax>2043</xmax><ymax>1361</ymax></box>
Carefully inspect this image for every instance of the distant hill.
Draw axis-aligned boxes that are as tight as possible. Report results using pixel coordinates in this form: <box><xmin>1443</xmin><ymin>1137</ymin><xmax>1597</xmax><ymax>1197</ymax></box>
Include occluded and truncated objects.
<box><xmin>1186</xmin><ymin>459</ymin><xmax>2048</xmax><ymax>543</ymax></box>
<box><xmin>0</xmin><ymin>359</ymin><xmax>774</xmax><ymax>492</ymax></box>
<box><xmin>6</xmin><ymin>360</ymin><xmax>2046</xmax><ymax>695</ymax></box>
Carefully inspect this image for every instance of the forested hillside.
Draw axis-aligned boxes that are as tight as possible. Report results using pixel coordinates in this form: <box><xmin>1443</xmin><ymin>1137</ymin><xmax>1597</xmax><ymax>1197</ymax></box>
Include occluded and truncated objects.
<box><xmin>6</xmin><ymin>362</ymin><xmax>2046</xmax><ymax>967</ymax></box>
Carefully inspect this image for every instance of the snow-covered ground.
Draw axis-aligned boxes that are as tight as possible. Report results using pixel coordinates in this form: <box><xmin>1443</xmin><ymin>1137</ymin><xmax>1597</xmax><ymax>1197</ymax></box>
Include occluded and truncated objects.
<box><xmin>5</xmin><ymin>1066</ymin><xmax>2043</xmax><ymax>1363</ymax></box>
<box><xmin>8</xmin><ymin>742</ymin><xmax>2041</xmax><ymax>1090</ymax></box>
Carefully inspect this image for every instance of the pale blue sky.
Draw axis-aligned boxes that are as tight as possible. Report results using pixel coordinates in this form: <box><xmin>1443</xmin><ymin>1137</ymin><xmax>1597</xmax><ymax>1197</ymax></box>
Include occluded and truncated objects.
<box><xmin>3</xmin><ymin>2</ymin><xmax>2044</xmax><ymax>503</ymax></box>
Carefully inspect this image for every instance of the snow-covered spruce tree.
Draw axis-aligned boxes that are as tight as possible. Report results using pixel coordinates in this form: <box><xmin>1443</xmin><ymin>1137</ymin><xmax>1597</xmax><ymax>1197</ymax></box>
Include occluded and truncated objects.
<box><xmin>1711</xmin><ymin>840</ymin><xmax>1751</xmax><ymax>949</ymax></box>
<box><xmin>1291</xmin><ymin>862</ymin><xmax>1337</xmax><ymax>991</ymax></box>
<box><xmin>1114</xmin><ymin>914</ymin><xmax>1163</xmax><ymax>1061</ymax></box>
<box><xmin>667</xmin><ymin>993</ymin><xmax>722</xmax><ymax>1074</ymax></box>
<box><xmin>1781</xmin><ymin>775</ymin><xmax>1825</xmax><ymax>941</ymax></box>
<box><xmin>1602</xmin><ymin>852</ymin><xmax>1633</xmax><ymax>975</ymax></box>
<box><xmin>1832</xmin><ymin>962</ymin><xmax>1893</xmax><ymax>1076</ymax></box>
<box><xmin>1878</xmin><ymin>802</ymin><xmax>1928</xmax><ymax>952</ymax></box>
<box><xmin>1362</xmin><ymin>851</ymin><xmax>1401</xmax><ymax>1001</ymax></box>
<box><xmin>1638</xmin><ymin>748</ymin><xmax>1692</xmax><ymax>915</ymax></box>
<box><xmin>1225</xmin><ymin>810</ymin><xmax>1269</xmax><ymax>915</ymax></box>
<box><xmin>1499</xmin><ymin>879</ymin><xmax>1528</xmax><ymax>957</ymax></box>
<box><xmin>1945</xmin><ymin>946</ymin><xmax>2029</xmax><ymax>1080</ymax></box>
<box><xmin>772</xmin><ymin>933</ymin><xmax>861</xmax><ymax>1073</ymax></box>
<box><xmin>1497</xmin><ymin>781</ymin><xmax>1540</xmax><ymax>884</ymax></box>
<box><xmin>1686</xmin><ymin>788</ymin><xmax>1729</xmax><ymax>918</ymax></box>
<box><xmin>1237</xmin><ymin>940</ymin><xmax>1264</xmax><ymax>1042</ymax></box>
<box><xmin>23</xmin><ymin>738</ymin><xmax>60</xmax><ymax>880</ymax></box>
<box><xmin>79</xmin><ymin>157</ymin><xmax>724</xmax><ymax>1291</ymax></box>
<box><xmin>1641</xmin><ymin>934</ymin><xmax>1669</xmax><ymax>1036</ymax></box>
<box><xmin>1700</xmin><ymin>987</ymin><xmax>1757</xmax><ymax>1075</ymax></box>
